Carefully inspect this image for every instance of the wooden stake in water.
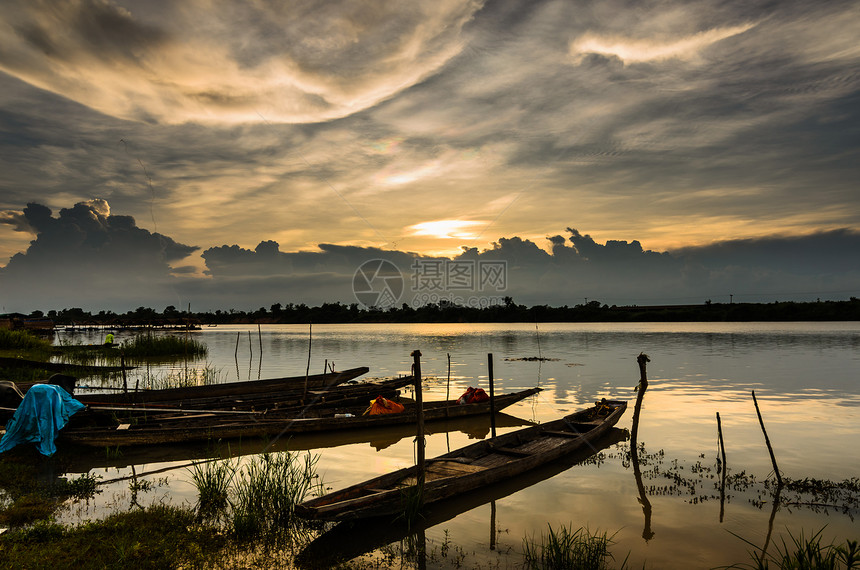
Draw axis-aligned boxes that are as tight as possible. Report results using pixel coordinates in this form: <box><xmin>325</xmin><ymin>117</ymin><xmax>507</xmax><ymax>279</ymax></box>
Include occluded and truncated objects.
<box><xmin>752</xmin><ymin>390</ymin><xmax>782</xmax><ymax>486</ymax></box>
<box><xmin>717</xmin><ymin>411</ymin><xmax>728</xmax><ymax>523</ymax></box>
<box><xmin>234</xmin><ymin>331</ymin><xmax>240</xmax><ymax>358</ymax></box>
<box><xmin>488</xmin><ymin>353</ymin><xmax>496</xmax><ymax>438</ymax></box>
<box><xmin>257</xmin><ymin>323</ymin><xmax>262</xmax><ymax>354</ymax></box>
<box><xmin>412</xmin><ymin>350</ymin><xmax>425</xmax><ymax>496</ymax></box>
<box><xmin>631</xmin><ymin>352</ymin><xmax>654</xmax><ymax>540</ymax></box>
<box><xmin>303</xmin><ymin>323</ymin><xmax>313</xmax><ymax>400</ymax></box>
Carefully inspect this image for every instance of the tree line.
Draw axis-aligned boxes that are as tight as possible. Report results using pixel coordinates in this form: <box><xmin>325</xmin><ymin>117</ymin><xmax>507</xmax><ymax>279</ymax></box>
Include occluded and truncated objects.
<box><xmin>28</xmin><ymin>297</ymin><xmax>860</xmax><ymax>325</ymax></box>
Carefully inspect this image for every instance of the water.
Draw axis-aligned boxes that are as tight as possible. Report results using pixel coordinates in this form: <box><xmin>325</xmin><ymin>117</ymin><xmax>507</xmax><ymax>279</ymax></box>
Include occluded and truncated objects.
<box><xmin>57</xmin><ymin>322</ymin><xmax>860</xmax><ymax>568</ymax></box>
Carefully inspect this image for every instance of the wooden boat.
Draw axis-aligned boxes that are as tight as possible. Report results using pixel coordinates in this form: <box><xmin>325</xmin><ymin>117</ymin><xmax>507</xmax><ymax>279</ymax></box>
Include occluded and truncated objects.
<box><xmin>56</xmin><ymin>413</ymin><xmax>535</xmax><ymax>473</ymax></box>
<box><xmin>79</xmin><ymin>374</ymin><xmax>415</xmax><ymax>415</ymax></box>
<box><xmin>296</xmin><ymin>426</ymin><xmax>628</xmax><ymax>568</ymax></box>
<box><xmin>0</xmin><ymin>356</ymin><xmax>134</xmax><ymax>374</ymax></box>
<box><xmin>70</xmin><ymin>366</ymin><xmax>370</xmax><ymax>404</ymax></box>
<box><xmin>50</xmin><ymin>388</ymin><xmax>542</xmax><ymax>448</ymax></box>
<box><xmin>295</xmin><ymin>399</ymin><xmax>626</xmax><ymax>521</ymax></box>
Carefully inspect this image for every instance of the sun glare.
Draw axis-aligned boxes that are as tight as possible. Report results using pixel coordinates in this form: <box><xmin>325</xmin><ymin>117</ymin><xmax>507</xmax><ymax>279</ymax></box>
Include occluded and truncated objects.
<box><xmin>409</xmin><ymin>220</ymin><xmax>484</xmax><ymax>240</ymax></box>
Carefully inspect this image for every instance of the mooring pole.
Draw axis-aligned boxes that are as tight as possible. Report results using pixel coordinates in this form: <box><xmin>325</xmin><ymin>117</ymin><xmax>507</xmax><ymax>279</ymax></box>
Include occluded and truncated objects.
<box><xmin>234</xmin><ymin>331</ymin><xmax>240</xmax><ymax>358</ymax></box>
<box><xmin>303</xmin><ymin>323</ymin><xmax>312</xmax><ymax>401</ymax></box>
<box><xmin>488</xmin><ymin>353</ymin><xmax>496</xmax><ymax>438</ymax></box>
<box><xmin>630</xmin><ymin>352</ymin><xmax>650</xmax><ymax>454</ymax></box>
<box><xmin>752</xmin><ymin>390</ymin><xmax>782</xmax><ymax>486</ymax></box>
<box><xmin>631</xmin><ymin>352</ymin><xmax>653</xmax><ymax>540</ymax></box>
<box><xmin>717</xmin><ymin>411</ymin><xmax>728</xmax><ymax>523</ymax></box>
<box><xmin>120</xmin><ymin>351</ymin><xmax>128</xmax><ymax>395</ymax></box>
<box><xmin>412</xmin><ymin>350</ymin><xmax>425</xmax><ymax>495</ymax></box>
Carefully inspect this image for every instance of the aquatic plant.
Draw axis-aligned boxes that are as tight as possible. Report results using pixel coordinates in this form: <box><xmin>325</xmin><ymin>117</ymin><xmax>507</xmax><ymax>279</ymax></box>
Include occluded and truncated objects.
<box><xmin>119</xmin><ymin>333</ymin><xmax>208</xmax><ymax>359</ymax></box>
<box><xmin>0</xmin><ymin>505</ymin><xmax>225</xmax><ymax>569</ymax></box>
<box><xmin>521</xmin><ymin>524</ymin><xmax>627</xmax><ymax>570</ymax></box>
<box><xmin>722</xmin><ymin>527</ymin><xmax>859</xmax><ymax>569</ymax></box>
<box><xmin>230</xmin><ymin>451</ymin><xmax>323</xmax><ymax>544</ymax></box>
<box><xmin>190</xmin><ymin>457</ymin><xmax>238</xmax><ymax>522</ymax></box>
<box><xmin>0</xmin><ymin>329</ymin><xmax>53</xmax><ymax>352</ymax></box>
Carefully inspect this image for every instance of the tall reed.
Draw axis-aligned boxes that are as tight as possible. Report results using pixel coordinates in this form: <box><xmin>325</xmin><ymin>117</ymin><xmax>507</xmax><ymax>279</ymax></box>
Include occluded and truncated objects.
<box><xmin>188</xmin><ymin>450</ymin><xmax>323</xmax><ymax>545</ymax></box>
<box><xmin>522</xmin><ymin>524</ymin><xmax>626</xmax><ymax>570</ymax></box>
<box><xmin>725</xmin><ymin>527</ymin><xmax>859</xmax><ymax>570</ymax></box>
<box><xmin>0</xmin><ymin>329</ymin><xmax>52</xmax><ymax>352</ymax></box>
<box><xmin>231</xmin><ymin>451</ymin><xmax>322</xmax><ymax>543</ymax></box>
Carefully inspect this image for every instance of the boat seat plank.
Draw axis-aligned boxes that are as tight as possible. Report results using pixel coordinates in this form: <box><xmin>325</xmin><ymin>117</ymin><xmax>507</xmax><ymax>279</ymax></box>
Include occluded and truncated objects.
<box><xmin>488</xmin><ymin>445</ymin><xmax>532</xmax><ymax>457</ymax></box>
<box><xmin>541</xmin><ymin>429</ymin><xmax>581</xmax><ymax>438</ymax></box>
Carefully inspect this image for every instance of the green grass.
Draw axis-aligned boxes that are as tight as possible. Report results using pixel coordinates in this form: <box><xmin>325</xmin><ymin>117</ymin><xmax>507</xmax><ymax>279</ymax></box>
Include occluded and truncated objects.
<box><xmin>0</xmin><ymin>505</ymin><xmax>226</xmax><ymax>569</ymax></box>
<box><xmin>187</xmin><ymin>450</ymin><xmax>323</xmax><ymax>546</ymax></box>
<box><xmin>522</xmin><ymin>524</ymin><xmax>627</xmax><ymax>570</ymax></box>
<box><xmin>120</xmin><ymin>333</ymin><xmax>207</xmax><ymax>359</ymax></box>
<box><xmin>725</xmin><ymin>527</ymin><xmax>859</xmax><ymax>570</ymax></box>
<box><xmin>0</xmin><ymin>329</ymin><xmax>53</xmax><ymax>352</ymax></box>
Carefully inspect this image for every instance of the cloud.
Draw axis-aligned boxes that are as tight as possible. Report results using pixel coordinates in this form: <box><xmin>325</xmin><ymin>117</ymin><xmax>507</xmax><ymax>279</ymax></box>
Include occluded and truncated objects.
<box><xmin>1</xmin><ymin>200</ymin><xmax>857</xmax><ymax>312</ymax></box>
<box><xmin>0</xmin><ymin>0</ymin><xmax>484</xmax><ymax>124</ymax></box>
<box><xmin>0</xmin><ymin>200</ymin><xmax>198</xmax><ymax>310</ymax></box>
<box><xmin>569</xmin><ymin>24</ymin><xmax>756</xmax><ymax>64</ymax></box>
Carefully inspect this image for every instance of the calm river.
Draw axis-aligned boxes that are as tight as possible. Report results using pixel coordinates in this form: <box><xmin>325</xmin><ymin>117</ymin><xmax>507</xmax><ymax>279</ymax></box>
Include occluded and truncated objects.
<box><xmin>58</xmin><ymin>322</ymin><xmax>860</xmax><ymax>568</ymax></box>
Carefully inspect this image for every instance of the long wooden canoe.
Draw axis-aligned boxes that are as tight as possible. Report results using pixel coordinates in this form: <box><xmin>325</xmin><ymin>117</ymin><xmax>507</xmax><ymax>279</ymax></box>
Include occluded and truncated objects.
<box><xmin>72</xmin><ymin>366</ymin><xmax>370</xmax><ymax>404</ymax></box>
<box><xmin>56</xmin><ymin>413</ymin><xmax>535</xmax><ymax>473</ymax></box>
<box><xmin>296</xmin><ymin>426</ymin><xmax>628</xmax><ymax>568</ymax></box>
<box><xmin>295</xmin><ymin>399</ymin><xmax>626</xmax><ymax>521</ymax></box>
<box><xmin>52</xmin><ymin>388</ymin><xmax>542</xmax><ymax>448</ymax></box>
<box><xmin>78</xmin><ymin>373</ymin><xmax>409</xmax><ymax>413</ymax></box>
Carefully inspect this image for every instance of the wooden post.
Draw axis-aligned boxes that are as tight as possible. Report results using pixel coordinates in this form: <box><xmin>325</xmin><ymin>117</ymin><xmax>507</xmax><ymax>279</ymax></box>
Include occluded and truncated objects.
<box><xmin>490</xmin><ymin>500</ymin><xmax>497</xmax><ymax>551</ymax></box>
<box><xmin>717</xmin><ymin>411</ymin><xmax>727</xmax><ymax>523</ymax></box>
<box><xmin>248</xmin><ymin>330</ymin><xmax>252</xmax><ymax>355</ymax></box>
<box><xmin>303</xmin><ymin>323</ymin><xmax>312</xmax><ymax>401</ymax></box>
<box><xmin>630</xmin><ymin>352</ymin><xmax>653</xmax><ymax>540</ymax></box>
<box><xmin>752</xmin><ymin>390</ymin><xmax>782</xmax><ymax>486</ymax></box>
<box><xmin>630</xmin><ymin>352</ymin><xmax>650</xmax><ymax>452</ymax></box>
<box><xmin>234</xmin><ymin>331</ymin><xmax>240</xmax><ymax>358</ymax></box>
<box><xmin>488</xmin><ymin>353</ymin><xmax>496</xmax><ymax>438</ymax></box>
<box><xmin>121</xmin><ymin>351</ymin><xmax>128</xmax><ymax>395</ymax></box>
<box><xmin>412</xmin><ymin>350</ymin><xmax>425</xmax><ymax>495</ymax></box>
<box><xmin>257</xmin><ymin>324</ymin><xmax>262</xmax><ymax>354</ymax></box>
<box><xmin>445</xmin><ymin>353</ymin><xmax>451</xmax><ymax>418</ymax></box>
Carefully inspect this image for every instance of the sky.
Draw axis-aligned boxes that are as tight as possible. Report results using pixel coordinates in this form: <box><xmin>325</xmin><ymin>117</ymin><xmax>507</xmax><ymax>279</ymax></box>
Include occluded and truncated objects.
<box><xmin>0</xmin><ymin>0</ymin><xmax>858</xmax><ymax>313</ymax></box>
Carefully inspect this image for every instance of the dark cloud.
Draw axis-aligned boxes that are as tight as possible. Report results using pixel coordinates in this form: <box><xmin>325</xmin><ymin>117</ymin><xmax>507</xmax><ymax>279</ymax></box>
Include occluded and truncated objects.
<box><xmin>0</xmin><ymin>200</ymin><xmax>198</xmax><ymax>310</ymax></box>
<box><xmin>1</xmin><ymin>198</ymin><xmax>857</xmax><ymax>312</ymax></box>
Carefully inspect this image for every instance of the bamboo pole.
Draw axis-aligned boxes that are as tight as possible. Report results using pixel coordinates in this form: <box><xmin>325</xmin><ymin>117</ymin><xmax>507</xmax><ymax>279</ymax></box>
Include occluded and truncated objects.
<box><xmin>412</xmin><ymin>350</ymin><xmax>425</xmax><ymax>497</ymax></box>
<box><xmin>488</xmin><ymin>353</ymin><xmax>496</xmax><ymax>438</ymax></box>
<box><xmin>121</xmin><ymin>352</ymin><xmax>128</xmax><ymax>395</ymax></box>
<box><xmin>303</xmin><ymin>323</ymin><xmax>313</xmax><ymax>401</ymax></box>
<box><xmin>257</xmin><ymin>323</ymin><xmax>262</xmax><ymax>353</ymax></box>
<box><xmin>234</xmin><ymin>331</ymin><xmax>240</xmax><ymax>358</ymax></box>
<box><xmin>752</xmin><ymin>390</ymin><xmax>782</xmax><ymax>486</ymax></box>
<box><xmin>717</xmin><ymin>411</ymin><xmax>727</xmax><ymax>523</ymax></box>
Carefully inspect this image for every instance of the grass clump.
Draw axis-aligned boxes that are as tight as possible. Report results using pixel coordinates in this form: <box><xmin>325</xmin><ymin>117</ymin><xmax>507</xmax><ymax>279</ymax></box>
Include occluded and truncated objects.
<box><xmin>190</xmin><ymin>457</ymin><xmax>238</xmax><ymax>522</ymax></box>
<box><xmin>522</xmin><ymin>524</ymin><xmax>627</xmax><ymax>570</ymax></box>
<box><xmin>725</xmin><ymin>527</ymin><xmax>859</xmax><ymax>569</ymax></box>
<box><xmin>121</xmin><ymin>333</ymin><xmax>207</xmax><ymax>359</ymax></box>
<box><xmin>188</xmin><ymin>450</ymin><xmax>323</xmax><ymax>546</ymax></box>
<box><xmin>0</xmin><ymin>329</ymin><xmax>52</xmax><ymax>352</ymax></box>
<box><xmin>0</xmin><ymin>504</ymin><xmax>225</xmax><ymax>569</ymax></box>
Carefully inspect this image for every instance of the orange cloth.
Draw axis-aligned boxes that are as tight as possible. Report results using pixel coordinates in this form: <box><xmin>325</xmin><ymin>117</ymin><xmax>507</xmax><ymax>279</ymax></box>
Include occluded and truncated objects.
<box><xmin>363</xmin><ymin>396</ymin><xmax>405</xmax><ymax>415</ymax></box>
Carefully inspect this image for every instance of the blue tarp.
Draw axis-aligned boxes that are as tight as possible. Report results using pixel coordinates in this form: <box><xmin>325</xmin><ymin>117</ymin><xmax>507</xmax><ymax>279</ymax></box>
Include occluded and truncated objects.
<box><xmin>0</xmin><ymin>384</ymin><xmax>86</xmax><ymax>456</ymax></box>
